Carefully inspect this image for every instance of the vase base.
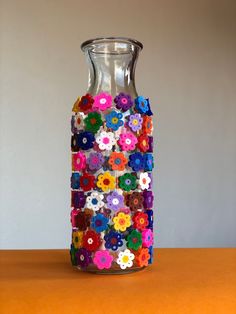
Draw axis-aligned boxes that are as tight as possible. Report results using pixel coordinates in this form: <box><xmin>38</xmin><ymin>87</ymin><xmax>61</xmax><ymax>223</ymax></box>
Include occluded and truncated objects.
<box><xmin>76</xmin><ymin>265</ymin><xmax>146</xmax><ymax>275</ymax></box>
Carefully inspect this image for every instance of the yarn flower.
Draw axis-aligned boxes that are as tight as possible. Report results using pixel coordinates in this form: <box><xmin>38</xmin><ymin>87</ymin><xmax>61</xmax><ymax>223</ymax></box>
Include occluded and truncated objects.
<box><xmin>114</xmin><ymin>93</ymin><xmax>133</xmax><ymax>112</ymax></box>
<box><xmin>96</xmin><ymin>131</ymin><xmax>116</xmax><ymax>151</ymax></box>
<box><xmin>127</xmin><ymin>229</ymin><xmax>142</xmax><ymax>250</ymax></box>
<box><xmin>118</xmin><ymin>132</ymin><xmax>137</xmax><ymax>151</ymax></box>
<box><xmin>116</xmin><ymin>249</ymin><xmax>135</xmax><ymax>270</ymax></box>
<box><xmin>84</xmin><ymin>112</ymin><xmax>103</xmax><ymax>133</ymax></box>
<box><xmin>86</xmin><ymin>192</ymin><xmax>104</xmax><ymax>211</ymax></box>
<box><xmin>113</xmin><ymin>212</ymin><xmax>131</xmax><ymax>232</ymax></box>
<box><xmin>108</xmin><ymin>152</ymin><xmax>128</xmax><ymax>171</ymax></box>
<box><xmin>76</xmin><ymin>248</ymin><xmax>92</xmax><ymax>268</ymax></box>
<box><xmin>93</xmin><ymin>92</ymin><xmax>112</xmax><ymax>111</ymax></box>
<box><xmin>72</xmin><ymin>230</ymin><xmax>83</xmax><ymax>249</ymax></box>
<box><xmin>96</xmin><ymin>172</ymin><xmax>115</xmax><ymax>192</ymax></box>
<box><xmin>74</xmin><ymin>211</ymin><xmax>91</xmax><ymax>231</ymax></box>
<box><xmin>71</xmin><ymin>112</ymin><xmax>84</xmax><ymax>133</ymax></box>
<box><xmin>137</xmin><ymin>134</ymin><xmax>150</xmax><ymax>152</ymax></box>
<box><xmin>135</xmin><ymin>248</ymin><xmax>150</xmax><ymax>267</ymax></box>
<box><xmin>107</xmin><ymin>190</ymin><xmax>124</xmax><ymax>211</ymax></box>
<box><xmin>105</xmin><ymin>111</ymin><xmax>123</xmax><ymax>131</ymax></box>
<box><xmin>91</xmin><ymin>213</ymin><xmax>109</xmax><ymax>233</ymax></box>
<box><xmin>146</xmin><ymin>210</ymin><xmax>153</xmax><ymax>229</ymax></box>
<box><xmin>104</xmin><ymin>230</ymin><xmax>124</xmax><ymax>251</ymax></box>
<box><xmin>87</xmin><ymin>152</ymin><xmax>104</xmax><ymax>171</ymax></box>
<box><xmin>148</xmin><ymin>136</ymin><xmax>153</xmax><ymax>152</ymax></box>
<box><xmin>145</xmin><ymin>98</ymin><xmax>153</xmax><ymax>116</ymax></box>
<box><xmin>118</xmin><ymin>173</ymin><xmax>137</xmax><ymax>192</ymax></box>
<box><xmin>78</xmin><ymin>94</ymin><xmax>94</xmax><ymax>113</ymax></box>
<box><xmin>139</xmin><ymin>172</ymin><xmax>151</xmax><ymax>190</ymax></box>
<box><xmin>72</xmin><ymin>152</ymin><xmax>86</xmax><ymax>171</ymax></box>
<box><xmin>72</xmin><ymin>131</ymin><xmax>95</xmax><ymax>151</ymax></box>
<box><xmin>135</xmin><ymin>96</ymin><xmax>149</xmax><ymax>114</ymax></box>
<box><xmin>142</xmin><ymin>229</ymin><xmax>154</xmax><ymax>247</ymax></box>
<box><xmin>70</xmin><ymin>244</ymin><xmax>77</xmax><ymax>266</ymax></box>
<box><xmin>71</xmin><ymin>191</ymin><xmax>86</xmax><ymax>208</ymax></box>
<box><xmin>71</xmin><ymin>172</ymin><xmax>80</xmax><ymax>189</ymax></box>
<box><xmin>93</xmin><ymin>250</ymin><xmax>113</xmax><ymax>270</ymax></box>
<box><xmin>142</xmin><ymin>116</ymin><xmax>153</xmax><ymax>135</ymax></box>
<box><xmin>144</xmin><ymin>154</ymin><xmax>154</xmax><ymax>171</ymax></box>
<box><xmin>126</xmin><ymin>192</ymin><xmax>144</xmax><ymax>211</ymax></box>
<box><xmin>128</xmin><ymin>113</ymin><xmax>143</xmax><ymax>132</ymax></box>
<box><xmin>82</xmin><ymin>230</ymin><xmax>101</xmax><ymax>252</ymax></box>
<box><xmin>72</xmin><ymin>96</ymin><xmax>80</xmax><ymax>113</ymax></box>
<box><xmin>79</xmin><ymin>173</ymin><xmax>95</xmax><ymax>192</ymax></box>
<box><xmin>128</xmin><ymin>152</ymin><xmax>144</xmax><ymax>171</ymax></box>
<box><xmin>143</xmin><ymin>191</ymin><xmax>154</xmax><ymax>209</ymax></box>
<box><xmin>132</xmin><ymin>212</ymin><xmax>149</xmax><ymax>231</ymax></box>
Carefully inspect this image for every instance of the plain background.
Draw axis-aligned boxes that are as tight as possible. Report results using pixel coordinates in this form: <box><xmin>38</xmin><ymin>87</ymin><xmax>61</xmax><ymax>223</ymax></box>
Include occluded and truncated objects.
<box><xmin>0</xmin><ymin>0</ymin><xmax>236</xmax><ymax>249</ymax></box>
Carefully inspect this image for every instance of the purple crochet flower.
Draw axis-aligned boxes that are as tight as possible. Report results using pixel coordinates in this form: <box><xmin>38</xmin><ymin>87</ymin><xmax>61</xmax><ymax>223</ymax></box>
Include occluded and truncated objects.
<box><xmin>87</xmin><ymin>152</ymin><xmax>104</xmax><ymax>171</ymax></box>
<box><xmin>128</xmin><ymin>113</ymin><xmax>143</xmax><ymax>132</ymax></box>
<box><xmin>143</xmin><ymin>190</ymin><xmax>154</xmax><ymax>209</ymax></box>
<box><xmin>148</xmin><ymin>136</ymin><xmax>153</xmax><ymax>152</ymax></box>
<box><xmin>76</xmin><ymin>248</ymin><xmax>92</xmax><ymax>268</ymax></box>
<box><xmin>106</xmin><ymin>191</ymin><xmax>124</xmax><ymax>211</ymax></box>
<box><xmin>114</xmin><ymin>93</ymin><xmax>133</xmax><ymax>112</ymax></box>
<box><xmin>71</xmin><ymin>191</ymin><xmax>86</xmax><ymax>208</ymax></box>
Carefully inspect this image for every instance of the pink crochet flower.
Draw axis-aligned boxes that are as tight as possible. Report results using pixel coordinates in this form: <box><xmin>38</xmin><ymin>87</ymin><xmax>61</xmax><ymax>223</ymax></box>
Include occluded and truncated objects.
<box><xmin>93</xmin><ymin>92</ymin><xmax>112</xmax><ymax>111</ymax></box>
<box><xmin>118</xmin><ymin>132</ymin><xmax>138</xmax><ymax>151</ymax></box>
<box><xmin>72</xmin><ymin>152</ymin><xmax>86</xmax><ymax>171</ymax></box>
<box><xmin>93</xmin><ymin>250</ymin><xmax>113</xmax><ymax>270</ymax></box>
<box><xmin>142</xmin><ymin>229</ymin><xmax>154</xmax><ymax>248</ymax></box>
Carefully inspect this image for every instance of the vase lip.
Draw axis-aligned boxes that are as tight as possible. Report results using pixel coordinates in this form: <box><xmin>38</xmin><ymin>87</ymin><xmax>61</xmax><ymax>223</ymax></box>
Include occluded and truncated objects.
<box><xmin>81</xmin><ymin>37</ymin><xmax>143</xmax><ymax>52</ymax></box>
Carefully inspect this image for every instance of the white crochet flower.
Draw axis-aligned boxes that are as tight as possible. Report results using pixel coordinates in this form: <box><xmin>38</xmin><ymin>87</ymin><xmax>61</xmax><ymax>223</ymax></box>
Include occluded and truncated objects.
<box><xmin>74</xmin><ymin>112</ymin><xmax>84</xmax><ymax>129</ymax></box>
<box><xmin>116</xmin><ymin>249</ymin><xmax>135</xmax><ymax>270</ymax></box>
<box><xmin>86</xmin><ymin>192</ymin><xmax>104</xmax><ymax>211</ymax></box>
<box><xmin>139</xmin><ymin>172</ymin><xmax>151</xmax><ymax>190</ymax></box>
<box><xmin>95</xmin><ymin>131</ymin><xmax>116</xmax><ymax>150</ymax></box>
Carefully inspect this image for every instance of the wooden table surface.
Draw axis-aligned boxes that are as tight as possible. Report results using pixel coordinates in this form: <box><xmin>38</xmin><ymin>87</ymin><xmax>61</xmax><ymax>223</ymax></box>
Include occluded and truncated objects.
<box><xmin>1</xmin><ymin>248</ymin><xmax>236</xmax><ymax>314</ymax></box>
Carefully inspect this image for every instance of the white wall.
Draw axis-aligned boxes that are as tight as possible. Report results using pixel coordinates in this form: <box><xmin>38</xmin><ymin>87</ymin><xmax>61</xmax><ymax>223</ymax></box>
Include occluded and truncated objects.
<box><xmin>1</xmin><ymin>0</ymin><xmax>236</xmax><ymax>249</ymax></box>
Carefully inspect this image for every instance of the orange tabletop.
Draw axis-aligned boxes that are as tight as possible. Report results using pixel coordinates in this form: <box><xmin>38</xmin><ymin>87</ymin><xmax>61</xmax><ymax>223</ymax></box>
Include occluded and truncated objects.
<box><xmin>1</xmin><ymin>248</ymin><xmax>236</xmax><ymax>314</ymax></box>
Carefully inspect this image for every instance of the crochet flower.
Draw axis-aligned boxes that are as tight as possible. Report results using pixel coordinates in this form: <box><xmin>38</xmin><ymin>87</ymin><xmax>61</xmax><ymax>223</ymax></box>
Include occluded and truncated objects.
<box><xmin>72</xmin><ymin>152</ymin><xmax>86</xmax><ymax>171</ymax></box>
<box><xmin>114</xmin><ymin>93</ymin><xmax>133</xmax><ymax>112</ymax></box>
<box><xmin>139</xmin><ymin>172</ymin><xmax>151</xmax><ymax>190</ymax></box>
<box><xmin>126</xmin><ymin>192</ymin><xmax>144</xmax><ymax>211</ymax></box>
<box><xmin>128</xmin><ymin>113</ymin><xmax>143</xmax><ymax>132</ymax></box>
<box><xmin>143</xmin><ymin>191</ymin><xmax>154</xmax><ymax>209</ymax></box>
<box><xmin>107</xmin><ymin>191</ymin><xmax>124</xmax><ymax>211</ymax></box>
<box><xmin>132</xmin><ymin>212</ymin><xmax>149</xmax><ymax>231</ymax></box>
<box><xmin>82</xmin><ymin>230</ymin><xmax>101</xmax><ymax>252</ymax></box>
<box><xmin>145</xmin><ymin>98</ymin><xmax>153</xmax><ymax>116</ymax></box>
<box><xmin>105</xmin><ymin>111</ymin><xmax>124</xmax><ymax>131</ymax></box>
<box><xmin>136</xmin><ymin>248</ymin><xmax>150</xmax><ymax>267</ymax></box>
<box><xmin>96</xmin><ymin>172</ymin><xmax>115</xmax><ymax>192</ymax></box>
<box><xmin>76</xmin><ymin>248</ymin><xmax>92</xmax><ymax>268</ymax></box>
<box><xmin>72</xmin><ymin>97</ymin><xmax>80</xmax><ymax>113</ymax></box>
<box><xmin>135</xmin><ymin>96</ymin><xmax>149</xmax><ymax>113</ymax></box>
<box><xmin>108</xmin><ymin>152</ymin><xmax>128</xmax><ymax>171</ymax></box>
<box><xmin>128</xmin><ymin>152</ymin><xmax>144</xmax><ymax>171</ymax></box>
<box><xmin>137</xmin><ymin>134</ymin><xmax>150</xmax><ymax>152</ymax></box>
<box><xmin>96</xmin><ymin>131</ymin><xmax>116</xmax><ymax>151</ymax></box>
<box><xmin>79</xmin><ymin>173</ymin><xmax>95</xmax><ymax>192</ymax></box>
<box><xmin>70</xmin><ymin>244</ymin><xmax>77</xmax><ymax>266</ymax></box>
<box><xmin>91</xmin><ymin>213</ymin><xmax>109</xmax><ymax>233</ymax></box>
<box><xmin>104</xmin><ymin>230</ymin><xmax>124</xmax><ymax>251</ymax></box>
<box><xmin>127</xmin><ymin>229</ymin><xmax>142</xmax><ymax>250</ymax></box>
<box><xmin>116</xmin><ymin>249</ymin><xmax>135</xmax><ymax>270</ymax></box>
<box><xmin>84</xmin><ymin>111</ymin><xmax>103</xmax><ymax>134</ymax></box>
<box><xmin>74</xmin><ymin>211</ymin><xmax>91</xmax><ymax>231</ymax></box>
<box><xmin>144</xmin><ymin>154</ymin><xmax>154</xmax><ymax>171</ymax></box>
<box><xmin>118</xmin><ymin>173</ymin><xmax>137</xmax><ymax>192</ymax></box>
<box><xmin>87</xmin><ymin>152</ymin><xmax>104</xmax><ymax>171</ymax></box>
<box><xmin>113</xmin><ymin>212</ymin><xmax>131</xmax><ymax>232</ymax></box>
<box><xmin>86</xmin><ymin>192</ymin><xmax>104</xmax><ymax>211</ymax></box>
<box><xmin>72</xmin><ymin>230</ymin><xmax>83</xmax><ymax>249</ymax></box>
<box><xmin>118</xmin><ymin>132</ymin><xmax>137</xmax><ymax>151</ymax></box>
<box><xmin>146</xmin><ymin>209</ymin><xmax>153</xmax><ymax>229</ymax></box>
<box><xmin>71</xmin><ymin>191</ymin><xmax>86</xmax><ymax>208</ymax></box>
<box><xmin>93</xmin><ymin>92</ymin><xmax>112</xmax><ymax>111</ymax></box>
<box><xmin>142</xmin><ymin>229</ymin><xmax>154</xmax><ymax>247</ymax></box>
<box><xmin>148</xmin><ymin>136</ymin><xmax>153</xmax><ymax>152</ymax></box>
<box><xmin>93</xmin><ymin>250</ymin><xmax>113</xmax><ymax>270</ymax></box>
<box><xmin>74</xmin><ymin>132</ymin><xmax>95</xmax><ymax>151</ymax></box>
<box><xmin>142</xmin><ymin>116</ymin><xmax>153</xmax><ymax>135</ymax></box>
<box><xmin>71</xmin><ymin>173</ymin><xmax>80</xmax><ymax>189</ymax></box>
<box><xmin>70</xmin><ymin>209</ymin><xmax>79</xmax><ymax>228</ymax></box>
<box><xmin>71</xmin><ymin>113</ymin><xmax>84</xmax><ymax>133</ymax></box>
<box><xmin>78</xmin><ymin>94</ymin><xmax>94</xmax><ymax>113</ymax></box>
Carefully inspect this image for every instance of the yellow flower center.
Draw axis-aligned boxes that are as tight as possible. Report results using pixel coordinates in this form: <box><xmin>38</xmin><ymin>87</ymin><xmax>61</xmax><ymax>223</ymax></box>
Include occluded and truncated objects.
<box><xmin>122</xmin><ymin>255</ymin><xmax>129</xmax><ymax>263</ymax></box>
<box><xmin>132</xmin><ymin>119</ymin><xmax>138</xmax><ymax>125</ymax></box>
<box><xmin>140</xmin><ymin>218</ymin><xmax>144</xmax><ymax>224</ymax></box>
<box><xmin>112</xmin><ymin>117</ymin><xmax>118</xmax><ymax>124</ymax></box>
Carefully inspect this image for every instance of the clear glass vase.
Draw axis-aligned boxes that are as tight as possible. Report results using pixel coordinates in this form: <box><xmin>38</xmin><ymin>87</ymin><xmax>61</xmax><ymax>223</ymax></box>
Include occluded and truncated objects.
<box><xmin>70</xmin><ymin>37</ymin><xmax>154</xmax><ymax>274</ymax></box>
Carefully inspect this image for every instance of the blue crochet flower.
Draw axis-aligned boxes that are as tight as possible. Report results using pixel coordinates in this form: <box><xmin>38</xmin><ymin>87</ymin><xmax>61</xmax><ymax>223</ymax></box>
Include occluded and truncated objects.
<box><xmin>91</xmin><ymin>213</ymin><xmax>109</xmax><ymax>233</ymax></box>
<box><xmin>145</xmin><ymin>98</ymin><xmax>153</xmax><ymax>116</ymax></box>
<box><xmin>128</xmin><ymin>152</ymin><xmax>144</xmax><ymax>171</ymax></box>
<box><xmin>77</xmin><ymin>131</ymin><xmax>95</xmax><ymax>150</ymax></box>
<box><xmin>148</xmin><ymin>246</ymin><xmax>153</xmax><ymax>264</ymax></box>
<box><xmin>144</xmin><ymin>153</ymin><xmax>154</xmax><ymax>171</ymax></box>
<box><xmin>146</xmin><ymin>210</ymin><xmax>153</xmax><ymax>229</ymax></box>
<box><xmin>104</xmin><ymin>230</ymin><xmax>124</xmax><ymax>251</ymax></box>
<box><xmin>135</xmin><ymin>96</ymin><xmax>149</xmax><ymax>114</ymax></box>
<box><xmin>105</xmin><ymin>111</ymin><xmax>123</xmax><ymax>131</ymax></box>
<box><xmin>71</xmin><ymin>173</ymin><xmax>80</xmax><ymax>189</ymax></box>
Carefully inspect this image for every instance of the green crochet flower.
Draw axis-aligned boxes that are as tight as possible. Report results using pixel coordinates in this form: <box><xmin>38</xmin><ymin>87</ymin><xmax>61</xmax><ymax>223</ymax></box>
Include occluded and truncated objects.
<box><xmin>118</xmin><ymin>173</ymin><xmax>137</xmax><ymax>192</ymax></box>
<box><xmin>127</xmin><ymin>229</ymin><xmax>142</xmax><ymax>250</ymax></box>
<box><xmin>84</xmin><ymin>112</ymin><xmax>103</xmax><ymax>133</ymax></box>
<box><xmin>70</xmin><ymin>244</ymin><xmax>78</xmax><ymax>266</ymax></box>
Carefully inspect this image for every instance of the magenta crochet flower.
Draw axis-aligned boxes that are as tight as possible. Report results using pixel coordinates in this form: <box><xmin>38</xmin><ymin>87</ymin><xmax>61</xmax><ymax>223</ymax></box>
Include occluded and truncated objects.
<box><xmin>93</xmin><ymin>92</ymin><xmax>112</xmax><ymax>111</ymax></box>
<box><xmin>107</xmin><ymin>191</ymin><xmax>124</xmax><ymax>211</ymax></box>
<box><xmin>142</xmin><ymin>229</ymin><xmax>154</xmax><ymax>247</ymax></box>
<box><xmin>114</xmin><ymin>93</ymin><xmax>133</xmax><ymax>112</ymax></box>
<box><xmin>128</xmin><ymin>113</ymin><xmax>143</xmax><ymax>132</ymax></box>
<box><xmin>93</xmin><ymin>250</ymin><xmax>113</xmax><ymax>270</ymax></box>
<box><xmin>118</xmin><ymin>132</ymin><xmax>137</xmax><ymax>151</ymax></box>
<box><xmin>72</xmin><ymin>152</ymin><xmax>86</xmax><ymax>171</ymax></box>
<box><xmin>87</xmin><ymin>152</ymin><xmax>104</xmax><ymax>171</ymax></box>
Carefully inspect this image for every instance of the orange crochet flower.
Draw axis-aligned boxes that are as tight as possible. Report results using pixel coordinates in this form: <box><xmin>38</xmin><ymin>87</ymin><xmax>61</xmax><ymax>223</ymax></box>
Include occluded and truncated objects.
<box><xmin>142</xmin><ymin>116</ymin><xmax>153</xmax><ymax>135</ymax></box>
<box><xmin>137</xmin><ymin>134</ymin><xmax>150</xmax><ymax>152</ymax></box>
<box><xmin>132</xmin><ymin>212</ymin><xmax>149</xmax><ymax>231</ymax></box>
<box><xmin>136</xmin><ymin>248</ymin><xmax>150</xmax><ymax>267</ymax></box>
<box><xmin>108</xmin><ymin>152</ymin><xmax>128</xmax><ymax>171</ymax></box>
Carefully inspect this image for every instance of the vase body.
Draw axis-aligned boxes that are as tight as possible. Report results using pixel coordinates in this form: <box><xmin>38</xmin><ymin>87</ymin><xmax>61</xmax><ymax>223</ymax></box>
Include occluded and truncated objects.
<box><xmin>70</xmin><ymin>37</ymin><xmax>154</xmax><ymax>273</ymax></box>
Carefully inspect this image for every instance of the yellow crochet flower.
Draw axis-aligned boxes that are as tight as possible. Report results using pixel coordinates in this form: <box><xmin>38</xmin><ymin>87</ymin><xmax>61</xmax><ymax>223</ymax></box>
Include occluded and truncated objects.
<box><xmin>113</xmin><ymin>212</ymin><xmax>131</xmax><ymax>232</ymax></box>
<box><xmin>72</xmin><ymin>97</ymin><xmax>80</xmax><ymax>113</ymax></box>
<box><xmin>72</xmin><ymin>231</ymin><xmax>83</xmax><ymax>248</ymax></box>
<box><xmin>96</xmin><ymin>172</ymin><xmax>116</xmax><ymax>192</ymax></box>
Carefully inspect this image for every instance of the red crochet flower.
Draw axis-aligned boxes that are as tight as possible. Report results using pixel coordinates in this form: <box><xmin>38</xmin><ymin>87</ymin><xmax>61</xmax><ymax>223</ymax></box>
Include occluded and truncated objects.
<box><xmin>137</xmin><ymin>134</ymin><xmax>150</xmax><ymax>152</ymax></box>
<box><xmin>79</xmin><ymin>173</ymin><xmax>95</xmax><ymax>192</ymax></box>
<box><xmin>132</xmin><ymin>212</ymin><xmax>149</xmax><ymax>231</ymax></box>
<box><xmin>126</xmin><ymin>192</ymin><xmax>144</xmax><ymax>211</ymax></box>
<box><xmin>78</xmin><ymin>94</ymin><xmax>94</xmax><ymax>113</ymax></box>
<box><xmin>75</xmin><ymin>211</ymin><xmax>91</xmax><ymax>231</ymax></box>
<box><xmin>82</xmin><ymin>230</ymin><xmax>101</xmax><ymax>252</ymax></box>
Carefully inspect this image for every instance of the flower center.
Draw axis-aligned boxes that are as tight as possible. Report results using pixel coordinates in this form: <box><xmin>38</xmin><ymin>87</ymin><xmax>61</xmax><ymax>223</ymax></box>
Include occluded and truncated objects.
<box><xmin>91</xmin><ymin>198</ymin><xmax>98</xmax><ymax>205</ymax></box>
<box><xmin>82</xmin><ymin>138</ymin><xmax>87</xmax><ymax>144</ymax></box>
<box><xmin>135</xmin><ymin>159</ymin><xmax>140</xmax><ymax>164</ymax></box>
<box><xmin>114</xmin><ymin>158</ymin><xmax>121</xmax><ymax>165</ymax></box>
<box><xmin>140</xmin><ymin>218</ymin><xmax>144</xmax><ymax>224</ymax></box>
<box><xmin>119</xmin><ymin>218</ymin><xmax>125</xmax><ymax>225</ymax></box>
<box><xmin>132</xmin><ymin>119</ymin><xmax>138</xmax><ymax>125</ymax></box>
<box><xmin>142</xmin><ymin>178</ymin><xmax>147</xmax><ymax>184</ymax></box>
<box><xmin>76</xmin><ymin>117</ymin><xmax>81</xmax><ymax>124</ymax></box>
<box><xmin>88</xmin><ymin>238</ymin><xmax>93</xmax><ymax>244</ymax></box>
<box><xmin>103</xmin><ymin>178</ymin><xmax>110</xmax><ymax>185</ymax></box>
<box><xmin>92</xmin><ymin>156</ymin><xmax>99</xmax><ymax>164</ymax></box>
<box><xmin>125</xmin><ymin>179</ymin><xmax>131</xmax><ymax>185</ymax></box>
<box><xmin>142</xmin><ymin>140</ymin><xmax>147</xmax><ymax>146</ymax></box>
<box><xmin>125</xmin><ymin>138</ymin><xmax>131</xmax><ymax>145</ymax></box>
<box><xmin>95</xmin><ymin>219</ymin><xmax>102</xmax><ymax>226</ymax></box>
<box><xmin>141</xmin><ymin>254</ymin><xmax>146</xmax><ymax>261</ymax></box>
<box><xmin>112</xmin><ymin>198</ymin><xmax>119</xmax><ymax>205</ymax></box>
<box><xmin>121</xmin><ymin>97</ymin><xmax>128</xmax><ymax>104</ymax></box>
<box><xmin>90</xmin><ymin>118</ymin><xmax>97</xmax><ymax>125</ymax></box>
<box><xmin>122</xmin><ymin>255</ymin><xmax>129</xmax><ymax>263</ymax></box>
<box><xmin>80</xmin><ymin>255</ymin><xmax>85</xmax><ymax>261</ymax></box>
<box><xmin>103</xmin><ymin>137</ymin><xmax>110</xmax><ymax>144</ymax></box>
<box><xmin>100</xmin><ymin>98</ymin><xmax>107</xmax><ymax>104</ymax></box>
<box><xmin>83</xmin><ymin>178</ymin><xmax>89</xmax><ymax>185</ymax></box>
<box><xmin>132</xmin><ymin>237</ymin><xmax>138</xmax><ymax>243</ymax></box>
<box><xmin>133</xmin><ymin>198</ymin><xmax>139</xmax><ymax>205</ymax></box>
<box><xmin>110</xmin><ymin>237</ymin><xmax>117</xmax><ymax>245</ymax></box>
<box><xmin>112</xmin><ymin>117</ymin><xmax>118</xmax><ymax>124</ymax></box>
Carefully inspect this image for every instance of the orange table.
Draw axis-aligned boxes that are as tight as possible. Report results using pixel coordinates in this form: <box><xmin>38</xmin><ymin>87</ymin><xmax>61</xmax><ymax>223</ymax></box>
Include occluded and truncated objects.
<box><xmin>1</xmin><ymin>248</ymin><xmax>236</xmax><ymax>313</ymax></box>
